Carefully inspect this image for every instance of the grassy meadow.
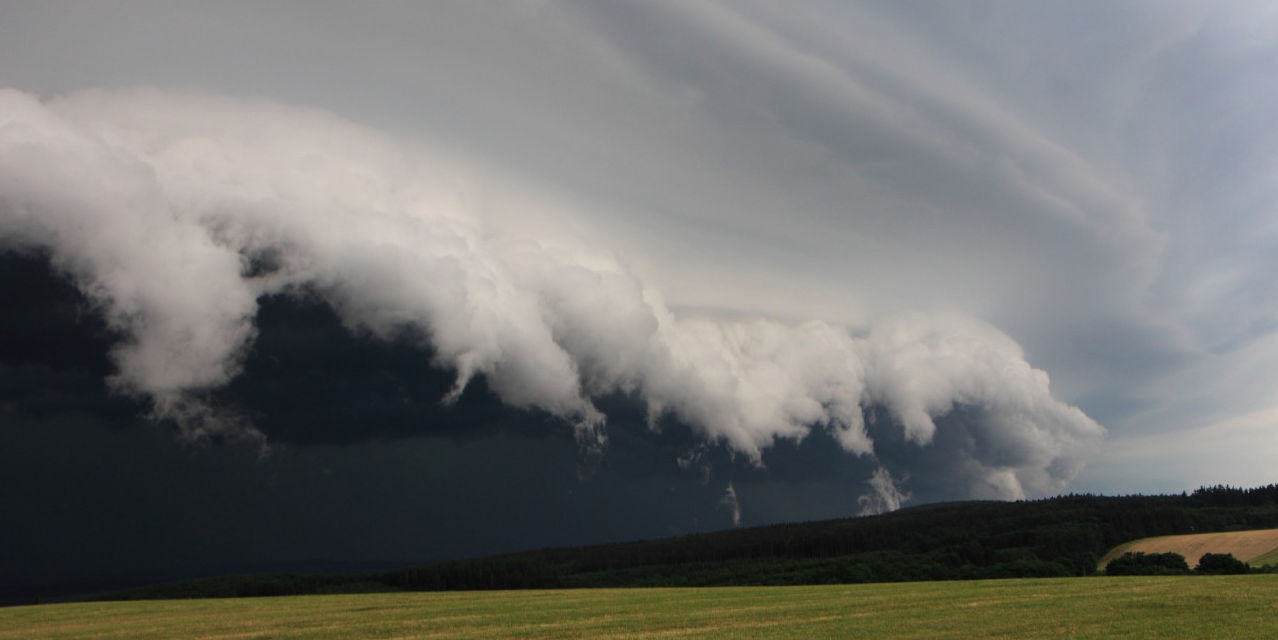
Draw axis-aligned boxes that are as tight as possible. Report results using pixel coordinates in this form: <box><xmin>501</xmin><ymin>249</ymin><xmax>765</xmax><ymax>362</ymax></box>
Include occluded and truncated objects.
<box><xmin>3</xmin><ymin>575</ymin><xmax>1276</xmax><ymax>640</ymax></box>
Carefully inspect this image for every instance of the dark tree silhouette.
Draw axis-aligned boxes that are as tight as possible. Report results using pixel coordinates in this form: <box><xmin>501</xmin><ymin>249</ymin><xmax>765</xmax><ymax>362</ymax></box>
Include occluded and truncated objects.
<box><xmin>1194</xmin><ymin>553</ymin><xmax>1250</xmax><ymax>575</ymax></box>
<box><xmin>1104</xmin><ymin>552</ymin><xmax>1189</xmax><ymax>576</ymax></box>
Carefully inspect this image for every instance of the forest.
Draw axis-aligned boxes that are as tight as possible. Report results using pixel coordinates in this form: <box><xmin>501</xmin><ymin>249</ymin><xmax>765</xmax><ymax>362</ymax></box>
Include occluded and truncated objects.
<box><xmin>108</xmin><ymin>484</ymin><xmax>1278</xmax><ymax>599</ymax></box>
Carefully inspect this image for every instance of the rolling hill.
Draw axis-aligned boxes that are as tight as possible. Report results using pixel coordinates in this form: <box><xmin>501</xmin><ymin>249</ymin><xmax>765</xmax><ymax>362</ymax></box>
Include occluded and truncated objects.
<box><xmin>87</xmin><ymin>484</ymin><xmax>1278</xmax><ymax>601</ymax></box>
<box><xmin>1098</xmin><ymin>528</ymin><xmax>1278</xmax><ymax>569</ymax></box>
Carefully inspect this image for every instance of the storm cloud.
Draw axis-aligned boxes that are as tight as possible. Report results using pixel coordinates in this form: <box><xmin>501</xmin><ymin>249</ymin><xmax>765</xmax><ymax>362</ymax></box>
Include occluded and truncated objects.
<box><xmin>1</xmin><ymin>87</ymin><xmax>1101</xmax><ymax>500</ymax></box>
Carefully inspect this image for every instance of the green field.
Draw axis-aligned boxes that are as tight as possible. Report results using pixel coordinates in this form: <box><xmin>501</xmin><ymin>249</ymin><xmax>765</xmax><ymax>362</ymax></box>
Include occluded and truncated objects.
<box><xmin>3</xmin><ymin>576</ymin><xmax>1275</xmax><ymax>639</ymax></box>
<box><xmin>1253</xmin><ymin>547</ymin><xmax>1278</xmax><ymax>568</ymax></box>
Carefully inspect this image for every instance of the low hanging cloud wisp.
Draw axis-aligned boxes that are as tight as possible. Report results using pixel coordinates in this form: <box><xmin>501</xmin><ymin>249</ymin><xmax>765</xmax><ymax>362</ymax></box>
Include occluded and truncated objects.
<box><xmin>0</xmin><ymin>88</ymin><xmax>1104</xmax><ymax>503</ymax></box>
<box><xmin>858</xmin><ymin>466</ymin><xmax>910</xmax><ymax>516</ymax></box>
<box><xmin>719</xmin><ymin>483</ymin><xmax>742</xmax><ymax>527</ymax></box>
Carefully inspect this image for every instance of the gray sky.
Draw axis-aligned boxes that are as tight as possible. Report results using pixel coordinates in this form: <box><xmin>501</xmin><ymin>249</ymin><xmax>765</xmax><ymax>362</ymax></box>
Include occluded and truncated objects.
<box><xmin>2</xmin><ymin>0</ymin><xmax>1277</xmax><ymax>583</ymax></box>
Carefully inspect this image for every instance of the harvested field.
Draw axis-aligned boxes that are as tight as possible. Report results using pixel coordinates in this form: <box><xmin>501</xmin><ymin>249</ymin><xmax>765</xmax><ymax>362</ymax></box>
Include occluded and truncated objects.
<box><xmin>1099</xmin><ymin>528</ymin><xmax>1278</xmax><ymax>569</ymax></box>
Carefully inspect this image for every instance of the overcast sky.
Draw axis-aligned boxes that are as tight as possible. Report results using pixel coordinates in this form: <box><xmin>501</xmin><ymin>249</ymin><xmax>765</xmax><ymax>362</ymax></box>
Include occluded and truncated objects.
<box><xmin>2</xmin><ymin>1</ymin><xmax>1277</xmax><ymax>595</ymax></box>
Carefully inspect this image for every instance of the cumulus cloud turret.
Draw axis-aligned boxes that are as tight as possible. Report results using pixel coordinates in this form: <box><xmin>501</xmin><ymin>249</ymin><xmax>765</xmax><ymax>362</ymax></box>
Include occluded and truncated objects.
<box><xmin>0</xmin><ymin>88</ymin><xmax>1104</xmax><ymax>503</ymax></box>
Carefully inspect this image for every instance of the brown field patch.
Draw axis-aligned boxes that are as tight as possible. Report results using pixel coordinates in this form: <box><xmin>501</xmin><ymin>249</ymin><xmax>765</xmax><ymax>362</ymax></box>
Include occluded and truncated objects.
<box><xmin>1099</xmin><ymin>528</ymin><xmax>1278</xmax><ymax>569</ymax></box>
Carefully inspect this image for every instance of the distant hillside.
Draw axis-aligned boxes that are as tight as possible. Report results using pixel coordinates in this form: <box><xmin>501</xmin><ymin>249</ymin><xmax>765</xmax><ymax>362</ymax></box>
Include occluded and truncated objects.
<box><xmin>103</xmin><ymin>484</ymin><xmax>1278</xmax><ymax>600</ymax></box>
<box><xmin>1098</xmin><ymin>529</ymin><xmax>1278</xmax><ymax>570</ymax></box>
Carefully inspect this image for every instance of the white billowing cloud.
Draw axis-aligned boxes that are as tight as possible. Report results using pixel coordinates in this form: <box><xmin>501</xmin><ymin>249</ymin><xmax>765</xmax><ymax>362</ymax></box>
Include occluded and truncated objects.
<box><xmin>0</xmin><ymin>88</ymin><xmax>1103</xmax><ymax>500</ymax></box>
<box><xmin>862</xmin><ymin>313</ymin><xmax>1103</xmax><ymax>498</ymax></box>
<box><xmin>0</xmin><ymin>89</ymin><xmax>259</xmax><ymax>440</ymax></box>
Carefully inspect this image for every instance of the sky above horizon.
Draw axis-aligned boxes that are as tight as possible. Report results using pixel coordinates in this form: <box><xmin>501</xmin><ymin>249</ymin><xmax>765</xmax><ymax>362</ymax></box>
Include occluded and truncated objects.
<box><xmin>2</xmin><ymin>1</ymin><xmax>1277</xmax><ymax>591</ymax></box>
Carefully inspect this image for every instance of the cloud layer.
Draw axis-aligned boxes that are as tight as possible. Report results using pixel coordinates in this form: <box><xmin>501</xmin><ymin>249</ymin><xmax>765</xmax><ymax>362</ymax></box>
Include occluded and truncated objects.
<box><xmin>0</xmin><ymin>88</ymin><xmax>1103</xmax><ymax>501</ymax></box>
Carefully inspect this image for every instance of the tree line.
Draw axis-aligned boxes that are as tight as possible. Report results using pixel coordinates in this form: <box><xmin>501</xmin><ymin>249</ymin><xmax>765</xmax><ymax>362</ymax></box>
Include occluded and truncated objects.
<box><xmin>1105</xmin><ymin>551</ymin><xmax>1256</xmax><ymax>576</ymax></box>
<box><xmin>103</xmin><ymin>484</ymin><xmax>1278</xmax><ymax>599</ymax></box>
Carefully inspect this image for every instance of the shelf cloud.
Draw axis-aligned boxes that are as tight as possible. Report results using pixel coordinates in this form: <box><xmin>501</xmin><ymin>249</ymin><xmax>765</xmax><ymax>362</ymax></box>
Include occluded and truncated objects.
<box><xmin>0</xmin><ymin>87</ymin><xmax>1102</xmax><ymax>501</ymax></box>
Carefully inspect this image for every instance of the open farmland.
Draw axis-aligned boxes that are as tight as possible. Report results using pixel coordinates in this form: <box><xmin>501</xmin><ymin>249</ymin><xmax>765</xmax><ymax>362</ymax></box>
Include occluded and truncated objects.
<box><xmin>1099</xmin><ymin>528</ymin><xmax>1278</xmax><ymax>569</ymax></box>
<box><xmin>3</xmin><ymin>576</ymin><xmax>1276</xmax><ymax>640</ymax></box>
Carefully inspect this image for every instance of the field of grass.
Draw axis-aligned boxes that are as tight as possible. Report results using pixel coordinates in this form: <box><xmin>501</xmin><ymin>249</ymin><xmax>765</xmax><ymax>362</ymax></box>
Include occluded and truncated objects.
<box><xmin>1098</xmin><ymin>528</ymin><xmax>1278</xmax><ymax>569</ymax></box>
<box><xmin>1252</xmin><ymin>546</ymin><xmax>1278</xmax><ymax>568</ymax></box>
<box><xmin>2</xmin><ymin>575</ymin><xmax>1276</xmax><ymax>640</ymax></box>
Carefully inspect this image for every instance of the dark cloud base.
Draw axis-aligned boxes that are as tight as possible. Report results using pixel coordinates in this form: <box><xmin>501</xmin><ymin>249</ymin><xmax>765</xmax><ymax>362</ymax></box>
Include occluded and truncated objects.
<box><xmin>0</xmin><ymin>251</ymin><xmax>141</xmax><ymax>423</ymax></box>
<box><xmin>217</xmin><ymin>290</ymin><xmax>555</xmax><ymax>445</ymax></box>
<box><xmin>0</xmin><ymin>252</ymin><xmax>918</xmax><ymax>600</ymax></box>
